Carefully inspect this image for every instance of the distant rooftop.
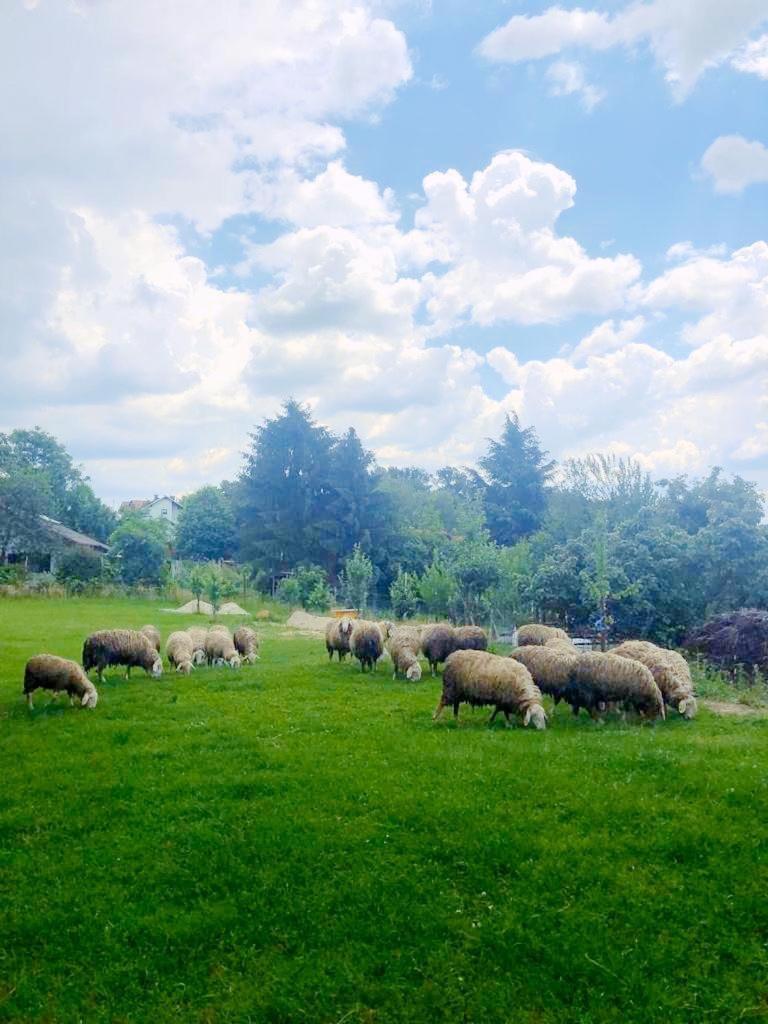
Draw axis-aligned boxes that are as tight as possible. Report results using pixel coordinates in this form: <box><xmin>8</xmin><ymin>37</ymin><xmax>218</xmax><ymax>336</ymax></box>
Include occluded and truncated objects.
<box><xmin>40</xmin><ymin>515</ymin><xmax>109</xmax><ymax>552</ymax></box>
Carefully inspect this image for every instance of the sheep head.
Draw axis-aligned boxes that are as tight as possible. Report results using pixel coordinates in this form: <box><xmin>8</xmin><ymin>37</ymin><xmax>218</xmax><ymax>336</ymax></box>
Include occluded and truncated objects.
<box><xmin>228</xmin><ymin>654</ymin><xmax>242</xmax><ymax>669</ymax></box>
<box><xmin>678</xmin><ymin>696</ymin><xmax>697</xmax><ymax>719</ymax></box>
<box><xmin>192</xmin><ymin>650</ymin><xmax>206</xmax><ymax>666</ymax></box>
<box><xmin>81</xmin><ymin>686</ymin><xmax>98</xmax><ymax>709</ymax></box>
<box><xmin>523</xmin><ymin>704</ymin><xmax>548</xmax><ymax>730</ymax></box>
<box><xmin>406</xmin><ymin>663</ymin><xmax>422</xmax><ymax>682</ymax></box>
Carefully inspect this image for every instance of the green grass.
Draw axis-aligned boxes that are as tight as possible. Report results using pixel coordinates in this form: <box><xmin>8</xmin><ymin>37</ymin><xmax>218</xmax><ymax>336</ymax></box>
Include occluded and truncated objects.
<box><xmin>1</xmin><ymin>598</ymin><xmax>767</xmax><ymax>1024</ymax></box>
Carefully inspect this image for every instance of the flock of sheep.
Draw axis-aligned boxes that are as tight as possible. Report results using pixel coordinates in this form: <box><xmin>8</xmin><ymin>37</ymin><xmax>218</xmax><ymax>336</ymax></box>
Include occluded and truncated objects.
<box><xmin>22</xmin><ymin>623</ymin><xmax>260</xmax><ymax>709</ymax></box>
<box><xmin>325</xmin><ymin>617</ymin><xmax>697</xmax><ymax>730</ymax></box>
<box><xmin>21</xmin><ymin>611</ymin><xmax>697</xmax><ymax>733</ymax></box>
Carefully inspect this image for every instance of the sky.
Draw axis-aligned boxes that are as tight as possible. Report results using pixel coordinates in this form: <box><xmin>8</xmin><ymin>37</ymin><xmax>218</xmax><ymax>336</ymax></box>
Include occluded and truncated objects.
<box><xmin>1</xmin><ymin>0</ymin><xmax>767</xmax><ymax>505</ymax></box>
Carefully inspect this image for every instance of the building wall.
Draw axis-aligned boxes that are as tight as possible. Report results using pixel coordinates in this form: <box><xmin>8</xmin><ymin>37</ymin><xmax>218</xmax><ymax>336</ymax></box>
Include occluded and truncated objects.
<box><xmin>144</xmin><ymin>496</ymin><xmax>181</xmax><ymax>526</ymax></box>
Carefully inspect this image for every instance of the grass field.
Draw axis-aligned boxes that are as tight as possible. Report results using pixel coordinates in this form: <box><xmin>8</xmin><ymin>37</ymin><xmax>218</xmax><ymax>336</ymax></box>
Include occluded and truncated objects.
<box><xmin>1</xmin><ymin>597</ymin><xmax>767</xmax><ymax>1023</ymax></box>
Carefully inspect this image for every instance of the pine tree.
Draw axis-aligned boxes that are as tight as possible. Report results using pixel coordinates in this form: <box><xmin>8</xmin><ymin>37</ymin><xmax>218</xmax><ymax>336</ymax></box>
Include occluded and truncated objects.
<box><xmin>237</xmin><ymin>400</ymin><xmax>336</xmax><ymax>581</ymax></box>
<box><xmin>479</xmin><ymin>414</ymin><xmax>555</xmax><ymax>545</ymax></box>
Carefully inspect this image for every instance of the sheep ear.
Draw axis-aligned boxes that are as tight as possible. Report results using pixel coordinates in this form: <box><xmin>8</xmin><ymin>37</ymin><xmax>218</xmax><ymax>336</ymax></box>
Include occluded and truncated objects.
<box><xmin>678</xmin><ymin>699</ymin><xmax>687</xmax><ymax>714</ymax></box>
<box><xmin>81</xmin><ymin>692</ymin><xmax>90</xmax><ymax>706</ymax></box>
<box><xmin>523</xmin><ymin>708</ymin><xmax>532</xmax><ymax>726</ymax></box>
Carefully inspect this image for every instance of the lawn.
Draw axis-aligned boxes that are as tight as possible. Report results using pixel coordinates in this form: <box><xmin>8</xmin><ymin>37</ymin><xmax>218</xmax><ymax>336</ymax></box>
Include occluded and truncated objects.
<box><xmin>1</xmin><ymin>597</ymin><xmax>767</xmax><ymax>1024</ymax></box>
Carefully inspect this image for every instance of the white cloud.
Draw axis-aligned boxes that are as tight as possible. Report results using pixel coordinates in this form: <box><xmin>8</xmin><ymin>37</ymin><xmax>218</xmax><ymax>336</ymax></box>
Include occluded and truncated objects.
<box><xmin>479</xmin><ymin>1</ymin><xmax>768</xmax><ymax>98</ymax></box>
<box><xmin>700</xmin><ymin>135</ymin><xmax>768</xmax><ymax>194</ymax></box>
<box><xmin>414</xmin><ymin>151</ymin><xmax>641</xmax><ymax>328</ymax></box>
<box><xmin>2</xmin><ymin>1</ymin><xmax>767</xmax><ymax>501</ymax></box>
<box><xmin>571</xmin><ymin>316</ymin><xmax>646</xmax><ymax>361</ymax></box>
<box><xmin>732</xmin><ymin>32</ymin><xmax>768</xmax><ymax>78</ymax></box>
<box><xmin>545</xmin><ymin>60</ymin><xmax>605</xmax><ymax>110</ymax></box>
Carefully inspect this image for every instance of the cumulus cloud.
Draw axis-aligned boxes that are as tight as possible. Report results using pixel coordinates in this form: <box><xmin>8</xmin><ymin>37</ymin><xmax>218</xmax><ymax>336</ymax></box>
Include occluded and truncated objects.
<box><xmin>485</xmin><ymin>238</ymin><xmax>768</xmax><ymax>480</ymax></box>
<box><xmin>478</xmin><ymin>1</ymin><xmax>768</xmax><ymax>98</ymax></box>
<box><xmin>700</xmin><ymin>135</ymin><xmax>768</xmax><ymax>194</ymax></box>
<box><xmin>545</xmin><ymin>60</ymin><xmax>605</xmax><ymax>110</ymax></box>
<box><xmin>2</xmin><ymin>1</ymin><xmax>767</xmax><ymax>501</ymax></box>
<box><xmin>732</xmin><ymin>32</ymin><xmax>768</xmax><ymax>78</ymax></box>
<box><xmin>414</xmin><ymin>151</ymin><xmax>641</xmax><ymax>329</ymax></box>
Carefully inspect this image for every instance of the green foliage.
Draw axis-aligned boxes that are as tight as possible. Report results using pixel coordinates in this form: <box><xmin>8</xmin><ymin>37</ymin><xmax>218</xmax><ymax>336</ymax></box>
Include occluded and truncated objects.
<box><xmin>0</xmin><ymin>468</ymin><xmax>53</xmax><ymax>560</ymax></box>
<box><xmin>480</xmin><ymin>413</ymin><xmax>555</xmax><ymax>545</ymax></box>
<box><xmin>1</xmin><ymin>597</ymin><xmax>767</xmax><ymax>1023</ymax></box>
<box><xmin>204</xmin><ymin>569</ymin><xmax>223</xmax><ymax>614</ymax></box>
<box><xmin>447</xmin><ymin>537</ymin><xmax>501</xmax><ymax>624</ymax></box>
<box><xmin>54</xmin><ymin>548</ymin><xmax>102</xmax><ymax>592</ymax></box>
<box><xmin>108</xmin><ymin>516</ymin><xmax>168</xmax><ymax>586</ymax></box>
<box><xmin>486</xmin><ymin>542</ymin><xmax>534</xmax><ymax>628</ymax></box>
<box><xmin>175</xmin><ymin>486</ymin><xmax>237</xmax><ymax>561</ymax></box>
<box><xmin>275</xmin><ymin>576</ymin><xmax>301</xmax><ymax>606</ymax></box>
<box><xmin>389</xmin><ymin>569</ymin><xmax>420</xmax><ymax>618</ymax></box>
<box><xmin>237</xmin><ymin>400</ymin><xmax>337</xmax><ymax>578</ymax></box>
<box><xmin>276</xmin><ymin>565</ymin><xmax>332</xmax><ymax>611</ymax></box>
<box><xmin>186</xmin><ymin>564</ymin><xmax>207</xmax><ymax>612</ymax></box>
<box><xmin>417</xmin><ymin>560</ymin><xmax>458</xmax><ymax>620</ymax></box>
<box><xmin>0</xmin><ymin>427</ymin><xmax>115</xmax><ymax>541</ymax></box>
<box><xmin>340</xmin><ymin>544</ymin><xmax>374</xmax><ymax>612</ymax></box>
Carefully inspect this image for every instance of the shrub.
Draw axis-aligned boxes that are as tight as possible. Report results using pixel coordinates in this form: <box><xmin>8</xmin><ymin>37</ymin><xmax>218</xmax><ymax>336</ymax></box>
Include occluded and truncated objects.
<box><xmin>54</xmin><ymin>548</ymin><xmax>102</xmax><ymax>591</ymax></box>
<box><xmin>340</xmin><ymin>545</ymin><xmax>374</xmax><ymax>612</ymax></box>
<box><xmin>418</xmin><ymin>561</ymin><xmax>457</xmax><ymax>619</ymax></box>
<box><xmin>276</xmin><ymin>577</ymin><xmax>301</xmax><ymax>606</ymax></box>
<box><xmin>390</xmin><ymin>569</ymin><xmax>420</xmax><ymax>619</ymax></box>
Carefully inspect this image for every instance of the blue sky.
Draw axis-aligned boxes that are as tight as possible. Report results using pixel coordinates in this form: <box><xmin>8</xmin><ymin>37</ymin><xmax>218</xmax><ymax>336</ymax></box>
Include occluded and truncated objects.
<box><xmin>1</xmin><ymin>0</ymin><xmax>767</xmax><ymax>502</ymax></box>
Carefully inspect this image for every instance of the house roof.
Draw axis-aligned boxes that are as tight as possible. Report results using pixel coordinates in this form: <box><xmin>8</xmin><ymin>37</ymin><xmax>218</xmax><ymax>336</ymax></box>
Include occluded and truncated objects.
<box><xmin>145</xmin><ymin>495</ymin><xmax>182</xmax><ymax>509</ymax></box>
<box><xmin>119</xmin><ymin>499</ymin><xmax>150</xmax><ymax>513</ymax></box>
<box><xmin>40</xmin><ymin>516</ymin><xmax>109</xmax><ymax>552</ymax></box>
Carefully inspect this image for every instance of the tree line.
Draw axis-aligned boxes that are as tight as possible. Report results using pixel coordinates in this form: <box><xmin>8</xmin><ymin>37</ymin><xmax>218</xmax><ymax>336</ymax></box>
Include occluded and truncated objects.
<box><xmin>2</xmin><ymin>402</ymin><xmax>767</xmax><ymax>643</ymax></box>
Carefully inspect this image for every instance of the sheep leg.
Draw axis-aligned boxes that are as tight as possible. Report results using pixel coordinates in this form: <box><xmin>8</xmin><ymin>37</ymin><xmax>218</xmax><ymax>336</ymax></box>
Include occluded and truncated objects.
<box><xmin>452</xmin><ymin>700</ymin><xmax>460</xmax><ymax>721</ymax></box>
<box><xmin>125</xmin><ymin>666</ymin><xmax>131</xmax><ymax>680</ymax></box>
<box><xmin>503</xmin><ymin>711</ymin><xmax>513</xmax><ymax>728</ymax></box>
<box><xmin>26</xmin><ymin>693</ymin><xmax>34</xmax><ymax>709</ymax></box>
<box><xmin>432</xmin><ymin>697</ymin><xmax>446</xmax><ymax>720</ymax></box>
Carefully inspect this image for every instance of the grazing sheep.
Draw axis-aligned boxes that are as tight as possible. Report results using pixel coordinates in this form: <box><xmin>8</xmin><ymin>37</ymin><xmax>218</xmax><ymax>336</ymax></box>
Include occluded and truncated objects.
<box><xmin>387</xmin><ymin>626</ymin><xmax>423</xmax><ymax>682</ymax></box>
<box><xmin>568</xmin><ymin>652</ymin><xmax>665</xmax><ymax>721</ymax></box>
<box><xmin>350</xmin><ymin>620</ymin><xmax>385</xmax><ymax>672</ymax></box>
<box><xmin>234</xmin><ymin>625</ymin><xmax>260</xmax><ymax>664</ymax></box>
<box><xmin>24</xmin><ymin>655</ymin><xmax>98</xmax><ymax>710</ymax></box>
<box><xmin>82</xmin><ymin>630</ymin><xmax>163</xmax><ymax>683</ymax></box>
<box><xmin>139</xmin><ymin>624</ymin><xmax>161</xmax><ymax>652</ymax></box>
<box><xmin>613</xmin><ymin>640</ymin><xmax>697</xmax><ymax>719</ymax></box>
<box><xmin>435</xmin><ymin>650</ymin><xmax>547</xmax><ymax>729</ymax></box>
<box><xmin>544</xmin><ymin>636</ymin><xmax>577</xmax><ymax>654</ymax></box>
<box><xmin>325</xmin><ymin>618</ymin><xmax>354</xmax><ymax>662</ymax></box>
<box><xmin>453</xmin><ymin>625</ymin><xmax>488</xmax><ymax>652</ymax></box>
<box><xmin>517</xmin><ymin>624</ymin><xmax>571</xmax><ymax>647</ymax></box>
<box><xmin>509</xmin><ymin>645</ymin><xmax>577</xmax><ymax>705</ymax></box>
<box><xmin>205</xmin><ymin>628</ymin><xmax>241</xmax><ymax>668</ymax></box>
<box><xmin>166</xmin><ymin>631</ymin><xmax>195</xmax><ymax>674</ymax></box>
<box><xmin>420</xmin><ymin>623</ymin><xmax>456</xmax><ymax>675</ymax></box>
<box><xmin>186</xmin><ymin>627</ymin><xmax>208</xmax><ymax>666</ymax></box>
<box><xmin>377</xmin><ymin>620</ymin><xmax>395</xmax><ymax>640</ymax></box>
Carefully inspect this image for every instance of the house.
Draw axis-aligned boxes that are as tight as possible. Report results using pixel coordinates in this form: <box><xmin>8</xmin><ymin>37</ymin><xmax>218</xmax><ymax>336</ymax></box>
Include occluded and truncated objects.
<box><xmin>4</xmin><ymin>516</ymin><xmax>109</xmax><ymax>573</ymax></box>
<box><xmin>119</xmin><ymin>494</ymin><xmax>183</xmax><ymax>527</ymax></box>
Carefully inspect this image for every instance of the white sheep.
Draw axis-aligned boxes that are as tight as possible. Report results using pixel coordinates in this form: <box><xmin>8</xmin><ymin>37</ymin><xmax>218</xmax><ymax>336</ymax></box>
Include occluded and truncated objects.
<box><xmin>435</xmin><ymin>650</ymin><xmax>547</xmax><ymax>729</ymax></box>
<box><xmin>24</xmin><ymin>654</ymin><xmax>98</xmax><ymax>709</ymax></box>
<box><xmin>166</xmin><ymin>631</ymin><xmax>195</xmax><ymax>674</ymax></box>
<box><xmin>387</xmin><ymin>626</ymin><xmax>423</xmax><ymax>682</ymax></box>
